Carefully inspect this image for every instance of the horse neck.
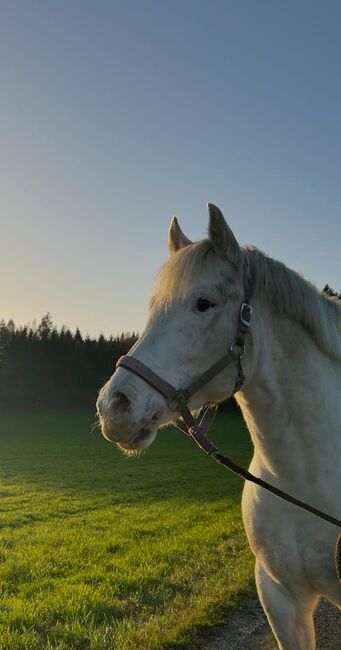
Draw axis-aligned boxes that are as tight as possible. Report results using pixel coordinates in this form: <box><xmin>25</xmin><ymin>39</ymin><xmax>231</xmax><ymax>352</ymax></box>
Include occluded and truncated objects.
<box><xmin>235</xmin><ymin>298</ymin><xmax>339</xmax><ymax>479</ymax></box>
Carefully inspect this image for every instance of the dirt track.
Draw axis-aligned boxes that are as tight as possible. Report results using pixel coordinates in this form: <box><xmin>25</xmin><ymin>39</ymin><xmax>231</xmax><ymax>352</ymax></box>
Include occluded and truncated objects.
<box><xmin>200</xmin><ymin>598</ymin><xmax>340</xmax><ymax>649</ymax></box>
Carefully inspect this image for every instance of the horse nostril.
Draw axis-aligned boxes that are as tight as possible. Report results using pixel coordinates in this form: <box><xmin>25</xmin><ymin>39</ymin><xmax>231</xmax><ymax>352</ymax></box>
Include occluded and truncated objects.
<box><xmin>111</xmin><ymin>390</ymin><xmax>131</xmax><ymax>413</ymax></box>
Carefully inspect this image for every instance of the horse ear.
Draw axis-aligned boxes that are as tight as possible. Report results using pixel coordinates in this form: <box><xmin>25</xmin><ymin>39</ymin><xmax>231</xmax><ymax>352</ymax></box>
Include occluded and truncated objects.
<box><xmin>168</xmin><ymin>216</ymin><xmax>192</xmax><ymax>254</ymax></box>
<box><xmin>207</xmin><ymin>203</ymin><xmax>241</xmax><ymax>267</ymax></box>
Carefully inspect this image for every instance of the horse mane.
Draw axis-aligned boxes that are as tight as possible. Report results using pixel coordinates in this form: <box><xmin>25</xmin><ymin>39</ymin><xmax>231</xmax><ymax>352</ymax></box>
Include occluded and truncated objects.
<box><xmin>151</xmin><ymin>240</ymin><xmax>341</xmax><ymax>361</ymax></box>
<box><xmin>243</xmin><ymin>247</ymin><xmax>341</xmax><ymax>361</ymax></box>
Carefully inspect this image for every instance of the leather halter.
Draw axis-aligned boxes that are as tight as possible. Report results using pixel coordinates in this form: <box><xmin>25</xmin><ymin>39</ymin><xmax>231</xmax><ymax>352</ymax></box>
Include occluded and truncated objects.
<box><xmin>116</xmin><ymin>281</ymin><xmax>253</xmax><ymax>454</ymax></box>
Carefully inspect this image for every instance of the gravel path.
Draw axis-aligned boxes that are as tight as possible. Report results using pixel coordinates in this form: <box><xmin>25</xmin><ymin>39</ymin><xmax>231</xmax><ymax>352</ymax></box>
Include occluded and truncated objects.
<box><xmin>200</xmin><ymin>598</ymin><xmax>340</xmax><ymax>649</ymax></box>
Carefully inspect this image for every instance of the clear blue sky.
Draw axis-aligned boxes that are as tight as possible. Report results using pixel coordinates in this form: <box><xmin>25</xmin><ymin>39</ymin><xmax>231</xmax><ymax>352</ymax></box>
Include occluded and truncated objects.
<box><xmin>1</xmin><ymin>0</ymin><xmax>340</xmax><ymax>337</ymax></box>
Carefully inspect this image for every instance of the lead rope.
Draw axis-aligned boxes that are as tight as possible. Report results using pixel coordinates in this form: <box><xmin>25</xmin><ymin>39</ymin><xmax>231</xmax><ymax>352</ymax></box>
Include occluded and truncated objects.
<box><xmin>177</xmin><ymin>411</ymin><xmax>341</xmax><ymax>583</ymax></box>
<box><xmin>178</xmin><ymin>412</ymin><xmax>341</xmax><ymax>530</ymax></box>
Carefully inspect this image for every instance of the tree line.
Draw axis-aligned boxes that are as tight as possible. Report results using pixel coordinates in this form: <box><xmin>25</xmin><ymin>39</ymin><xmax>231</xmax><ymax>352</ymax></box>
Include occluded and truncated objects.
<box><xmin>0</xmin><ymin>314</ymin><xmax>137</xmax><ymax>409</ymax></box>
<box><xmin>1</xmin><ymin>284</ymin><xmax>338</xmax><ymax>410</ymax></box>
<box><xmin>322</xmin><ymin>284</ymin><xmax>341</xmax><ymax>300</ymax></box>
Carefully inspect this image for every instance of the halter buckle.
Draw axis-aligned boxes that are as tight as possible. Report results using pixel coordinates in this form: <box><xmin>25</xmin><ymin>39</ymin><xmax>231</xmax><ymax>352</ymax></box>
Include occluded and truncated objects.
<box><xmin>240</xmin><ymin>302</ymin><xmax>252</xmax><ymax>327</ymax></box>
<box><xmin>167</xmin><ymin>389</ymin><xmax>190</xmax><ymax>412</ymax></box>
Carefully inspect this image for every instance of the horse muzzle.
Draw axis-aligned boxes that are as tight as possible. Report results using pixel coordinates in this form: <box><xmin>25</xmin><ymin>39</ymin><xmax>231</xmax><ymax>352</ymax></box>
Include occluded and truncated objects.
<box><xmin>96</xmin><ymin>382</ymin><xmax>162</xmax><ymax>450</ymax></box>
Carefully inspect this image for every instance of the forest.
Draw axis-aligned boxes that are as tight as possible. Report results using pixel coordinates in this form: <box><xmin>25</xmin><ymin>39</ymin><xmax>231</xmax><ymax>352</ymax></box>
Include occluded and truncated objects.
<box><xmin>0</xmin><ymin>313</ymin><xmax>137</xmax><ymax>409</ymax></box>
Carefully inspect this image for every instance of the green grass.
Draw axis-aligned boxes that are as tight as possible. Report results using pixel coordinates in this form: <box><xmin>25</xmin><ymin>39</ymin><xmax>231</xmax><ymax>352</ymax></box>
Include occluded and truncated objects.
<box><xmin>0</xmin><ymin>409</ymin><xmax>256</xmax><ymax>649</ymax></box>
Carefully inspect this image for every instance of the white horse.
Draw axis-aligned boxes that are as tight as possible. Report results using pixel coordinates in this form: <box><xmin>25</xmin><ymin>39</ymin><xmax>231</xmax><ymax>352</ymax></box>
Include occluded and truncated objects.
<box><xmin>97</xmin><ymin>204</ymin><xmax>341</xmax><ymax>649</ymax></box>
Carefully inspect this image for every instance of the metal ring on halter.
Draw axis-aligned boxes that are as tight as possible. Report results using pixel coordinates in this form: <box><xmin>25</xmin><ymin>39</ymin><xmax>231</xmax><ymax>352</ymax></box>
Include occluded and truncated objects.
<box><xmin>229</xmin><ymin>338</ymin><xmax>245</xmax><ymax>359</ymax></box>
<box><xmin>240</xmin><ymin>302</ymin><xmax>252</xmax><ymax>327</ymax></box>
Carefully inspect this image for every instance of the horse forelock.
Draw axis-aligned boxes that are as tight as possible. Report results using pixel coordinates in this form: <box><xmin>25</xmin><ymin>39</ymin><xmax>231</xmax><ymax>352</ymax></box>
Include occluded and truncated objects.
<box><xmin>149</xmin><ymin>240</ymin><xmax>238</xmax><ymax>313</ymax></box>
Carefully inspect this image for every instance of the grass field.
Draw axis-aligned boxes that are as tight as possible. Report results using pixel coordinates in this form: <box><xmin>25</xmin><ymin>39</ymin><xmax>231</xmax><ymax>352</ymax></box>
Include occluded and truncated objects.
<box><xmin>0</xmin><ymin>408</ymin><xmax>255</xmax><ymax>649</ymax></box>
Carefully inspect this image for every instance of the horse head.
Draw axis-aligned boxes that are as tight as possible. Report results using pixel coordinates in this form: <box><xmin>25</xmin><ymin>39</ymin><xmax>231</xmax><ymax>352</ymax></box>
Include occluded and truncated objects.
<box><xmin>96</xmin><ymin>204</ymin><xmax>252</xmax><ymax>452</ymax></box>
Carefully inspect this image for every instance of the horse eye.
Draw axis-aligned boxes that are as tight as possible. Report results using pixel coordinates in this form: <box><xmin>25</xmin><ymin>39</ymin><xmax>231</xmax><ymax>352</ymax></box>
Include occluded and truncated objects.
<box><xmin>196</xmin><ymin>298</ymin><xmax>215</xmax><ymax>312</ymax></box>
